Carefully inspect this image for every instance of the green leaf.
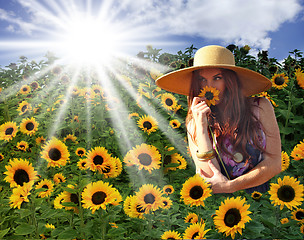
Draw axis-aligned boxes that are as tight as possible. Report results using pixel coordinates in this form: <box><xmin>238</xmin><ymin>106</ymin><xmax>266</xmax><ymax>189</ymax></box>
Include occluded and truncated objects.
<box><xmin>0</xmin><ymin>228</ymin><xmax>10</xmax><ymax>238</ymax></box>
<box><xmin>58</xmin><ymin>228</ymin><xmax>78</xmax><ymax>239</ymax></box>
<box><xmin>15</xmin><ymin>223</ymin><xmax>35</xmax><ymax>235</ymax></box>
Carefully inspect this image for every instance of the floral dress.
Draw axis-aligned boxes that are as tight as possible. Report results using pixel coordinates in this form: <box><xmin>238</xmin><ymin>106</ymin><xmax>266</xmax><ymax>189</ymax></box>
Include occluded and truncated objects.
<box><xmin>216</xmin><ymin>97</ymin><xmax>269</xmax><ymax>193</ymax></box>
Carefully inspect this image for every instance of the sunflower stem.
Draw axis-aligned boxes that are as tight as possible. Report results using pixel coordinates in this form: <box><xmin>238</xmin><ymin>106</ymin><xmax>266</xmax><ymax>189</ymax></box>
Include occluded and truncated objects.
<box><xmin>207</xmin><ymin>120</ymin><xmax>230</xmax><ymax>180</ymax></box>
<box><xmin>3</xmin><ymin>97</ymin><xmax>11</xmax><ymax>122</ymax></box>
<box><xmin>281</xmin><ymin>74</ymin><xmax>295</xmax><ymax>145</ymax></box>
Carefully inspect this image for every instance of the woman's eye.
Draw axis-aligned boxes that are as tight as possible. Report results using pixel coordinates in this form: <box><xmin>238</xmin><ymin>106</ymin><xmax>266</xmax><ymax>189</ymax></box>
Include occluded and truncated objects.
<box><xmin>214</xmin><ymin>76</ymin><xmax>222</xmax><ymax>80</ymax></box>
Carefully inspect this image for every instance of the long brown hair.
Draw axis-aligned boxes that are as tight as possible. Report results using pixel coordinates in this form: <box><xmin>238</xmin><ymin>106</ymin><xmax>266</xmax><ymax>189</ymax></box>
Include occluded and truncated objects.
<box><xmin>186</xmin><ymin>68</ymin><xmax>266</xmax><ymax>160</ymax></box>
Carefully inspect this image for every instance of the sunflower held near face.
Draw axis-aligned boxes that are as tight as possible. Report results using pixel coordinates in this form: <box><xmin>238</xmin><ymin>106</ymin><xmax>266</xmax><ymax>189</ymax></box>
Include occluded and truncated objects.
<box><xmin>180</xmin><ymin>174</ymin><xmax>212</xmax><ymax>207</ymax></box>
<box><xmin>269</xmin><ymin>175</ymin><xmax>304</xmax><ymax>210</ymax></box>
<box><xmin>41</xmin><ymin>137</ymin><xmax>70</xmax><ymax>168</ymax></box>
<box><xmin>198</xmin><ymin>86</ymin><xmax>220</xmax><ymax>106</ymax></box>
<box><xmin>213</xmin><ymin>196</ymin><xmax>251</xmax><ymax>239</ymax></box>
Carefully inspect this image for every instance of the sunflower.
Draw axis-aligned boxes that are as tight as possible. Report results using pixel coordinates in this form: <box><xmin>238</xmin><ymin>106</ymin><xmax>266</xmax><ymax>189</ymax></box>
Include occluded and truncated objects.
<box><xmin>251</xmin><ymin>191</ymin><xmax>262</xmax><ymax>200</ymax></box>
<box><xmin>0</xmin><ymin>121</ymin><xmax>18</xmax><ymax>141</ymax></box>
<box><xmin>77</xmin><ymin>159</ymin><xmax>87</xmax><ymax>170</ymax></box>
<box><xmin>9</xmin><ymin>183</ymin><xmax>32</xmax><ymax>209</ymax></box>
<box><xmin>54</xmin><ymin>98</ymin><xmax>66</xmax><ymax>107</ymax></box>
<box><xmin>53</xmin><ymin>173</ymin><xmax>66</xmax><ymax>184</ymax></box>
<box><xmin>17</xmin><ymin>141</ymin><xmax>29</xmax><ymax>151</ymax></box>
<box><xmin>291</xmin><ymin>140</ymin><xmax>304</xmax><ymax>161</ymax></box>
<box><xmin>169</xmin><ymin>119</ymin><xmax>181</xmax><ymax>129</ymax></box>
<box><xmin>20</xmin><ymin>117</ymin><xmax>39</xmax><ymax>136</ymax></box>
<box><xmin>257</xmin><ymin>92</ymin><xmax>278</xmax><ymax>107</ymax></box>
<box><xmin>60</xmin><ymin>74</ymin><xmax>70</xmax><ymax>84</ymax></box>
<box><xmin>161</xmin><ymin>197</ymin><xmax>172</xmax><ymax>209</ymax></box>
<box><xmin>180</xmin><ymin>174</ymin><xmax>212</xmax><ymax>207</ymax></box>
<box><xmin>124</xmin><ymin>195</ymin><xmax>148</xmax><ymax>219</ymax></box>
<box><xmin>163</xmin><ymin>149</ymin><xmax>187</xmax><ymax>172</ymax></box>
<box><xmin>30</xmin><ymin>81</ymin><xmax>39</xmax><ymax>91</ymax></box>
<box><xmin>35</xmin><ymin>179</ymin><xmax>54</xmax><ymax>198</ymax></box>
<box><xmin>85</xmin><ymin>146</ymin><xmax>111</xmax><ymax>173</ymax></box>
<box><xmin>295</xmin><ymin>68</ymin><xmax>304</xmax><ymax>89</ymax></box>
<box><xmin>41</xmin><ymin>137</ymin><xmax>70</xmax><ymax>168</ymax></box>
<box><xmin>92</xmin><ymin>84</ymin><xmax>103</xmax><ymax>96</ymax></box>
<box><xmin>198</xmin><ymin>86</ymin><xmax>220</xmax><ymax>106</ymax></box>
<box><xmin>54</xmin><ymin>192</ymin><xmax>65</xmax><ymax>209</ymax></box>
<box><xmin>100</xmin><ymin>160</ymin><xmax>117</xmax><ymax>178</ymax></box>
<box><xmin>82</xmin><ymin>180</ymin><xmax>122</xmax><ymax>213</ymax></box>
<box><xmin>161</xmin><ymin>93</ymin><xmax>178</xmax><ymax>111</ymax></box>
<box><xmin>51</xmin><ymin>65</ymin><xmax>62</xmax><ymax>75</ymax></box>
<box><xmin>45</xmin><ymin>223</ymin><xmax>55</xmax><ymax>230</ymax></box>
<box><xmin>123</xmin><ymin>143</ymin><xmax>161</xmax><ymax>173</ymax></box>
<box><xmin>163</xmin><ymin>185</ymin><xmax>174</xmax><ymax>195</ymax></box>
<box><xmin>137</xmin><ymin>83</ymin><xmax>151</xmax><ymax>98</ymax></box>
<box><xmin>185</xmin><ymin>212</ymin><xmax>199</xmax><ymax>223</ymax></box>
<box><xmin>271</xmin><ymin>73</ymin><xmax>289</xmax><ymax>89</ymax></box>
<box><xmin>63</xmin><ymin>134</ymin><xmax>78</xmax><ymax>143</ymax></box>
<box><xmin>128</xmin><ymin>112</ymin><xmax>139</xmax><ymax>119</ymax></box>
<box><xmin>111</xmin><ymin>157</ymin><xmax>123</xmax><ymax>178</ymax></box>
<box><xmin>75</xmin><ymin>147</ymin><xmax>86</xmax><ymax>157</ymax></box>
<box><xmin>281</xmin><ymin>151</ymin><xmax>290</xmax><ymax>172</ymax></box>
<box><xmin>60</xmin><ymin>185</ymin><xmax>79</xmax><ymax>212</ymax></box>
<box><xmin>280</xmin><ymin>218</ymin><xmax>289</xmax><ymax>224</ymax></box>
<box><xmin>71</xmin><ymin>87</ymin><xmax>80</xmax><ymax>96</ymax></box>
<box><xmin>161</xmin><ymin>230</ymin><xmax>181</xmax><ymax>240</ymax></box>
<box><xmin>17</xmin><ymin>101</ymin><xmax>32</xmax><ymax>115</ymax></box>
<box><xmin>19</xmin><ymin>85</ymin><xmax>31</xmax><ymax>94</ymax></box>
<box><xmin>4</xmin><ymin>158</ymin><xmax>38</xmax><ymax>188</ymax></box>
<box><xmin>269</xmin><ymin>176</ymin><xmax>304</xmax><ymax>210</ymax></box>
<box><xmin>137</xmin><ymin>115</ymin><xmax>158</xmax><ymax>135</ymax></box>
<box><xmin>136</xmin><ymin>184</ymin><xmax>163</xmax><ymax>212</ymax></box>
<box><xmin>183</xmin><ymin>221</ymin><xmax>210</xmax><ymax>240</ymax></box>
<box><xmin>36</xmin><ymin>136</ymin><xmax>46</xmax><ymax>145</ymax></box>
<box><xmin>213</xmin><ymin>196</ymin><xmax>251</xmax><ymax>239</ymax></box>
<box><xmin>291</xmin><ymin>208</ymin><xmax>304</xmax><ymax>223</ymax></box>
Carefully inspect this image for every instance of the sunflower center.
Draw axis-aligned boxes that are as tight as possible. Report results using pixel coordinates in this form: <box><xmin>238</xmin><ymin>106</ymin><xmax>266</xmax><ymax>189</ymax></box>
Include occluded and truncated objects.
<box><xmin>189</xmin><ymin>185</ymin><xmax>203</xmax><ymax>199</ymax></box>
<box><xmin>144</xmin><ymin>193</ymin><xmax>155</xmax><ymax>204</ymax></box>
<box><xmin>164</xmin><ymin>155</ymin><xmax>172</xmax><ymax>166</ymax></box>
<box><xmin>224</xmin><ymin>208</ymin><xmax>242</xmax><ymax>227</ymax></box>
<box><xmin>48</xmin><ymin>148</ymin><xmax>62</xmax><ymax>161</ymax></box>
<box><xmin>296</xmin><ymin>211</ymin><xmax>304</xmax><ymax>220</ymax></box>
<box><xmin>23</xmin><ymin>87</ymin><xmax>28</xmax><ymax>92</ymax></box>
<box><xmin>138</xmin><ymin>153</ymin><xmax>152</xmax><ymax>166</ymax></box>
<box><xmin>205</xmin><ymin>91</ymin><xmax>214</xmax><ymax>100</ymax></box>
<box><xmin>165</xmin><ymin>98</ymin><xmax>173</xmax><ymax>106</ymax></box>
<box><xmin>70</xmin><ymin>193</ymin><xmax>79</xmax><ymax>205</ymax></box>
<box><xmin>19</xmin><ymin>144</ymin><xmax>25</xmax><ymax>149</ymax></box>
<box><xmin>102</xmin><ymin>166</ymin><xmax>111</xmax><ymax>173</ymax></box>
<box><xmin>93</xmin><ymin>155</ymin><xmax>104</xmax><ymax>165</ymax></box>
<box><xmin>5</xmin><ymin>127</ymin><xmax>14</xmax><ymax>135</ymax></box>
<box><xmin>278</xmin><ymin>185</ymin><xmax>295</xmax><ymax>202</ymax></box>
<box><xmin>14</xmin><ymin>169</ymin><xmax>30</xmax><ymax>186</ymax></box>
<box><xmin>26</xmin><ymin>122</ymin><xmax>35</xmax><ymax>131</ymax></box>
<box><xmin>21</xmin><ymin>105</ymin><xmax>28</xmax><ymax>112</ymax></box>
<box><xmin>78</xmin><ymin>150</ymin><xmax>84</xmax><ymax>155</ymax></box>
<box><xmin>42</xmin><ymin>184</ymin><xmax>49</xmax><ymax>189</ymax></box>
<box><xmin>165</xmin><ymin>188</ymin><xmax>172</xmax><ymax>194</ymax></box>
<box><xmin>143</xmin><ymin>121</ymin><xmax>152</xmax><ymax>130</ymax></box>
<box><xmin>136</xmin><ymin>204</ymin><xmax>146</xmax><ymax>213</ymax></box>
<box><xmin>191</xmin><ymin>232</ymin><xmax>199</xmax><ymax>239</ymax></box>
<box><xmin>92</xmin><ymin>191</ymin><xmax>107</xmax><ymax>205</ymax></box>
<box><xmin>274</xmin><ymin>76</ymin><xmax>285</xmax><ymax>85</ymax></box>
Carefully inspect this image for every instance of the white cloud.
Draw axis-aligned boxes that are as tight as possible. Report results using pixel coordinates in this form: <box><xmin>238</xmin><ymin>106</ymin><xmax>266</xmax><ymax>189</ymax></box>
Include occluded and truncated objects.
<box><xmin>1</xmin><ymin>0</ymin><xmax>303</xmax><ymax>51</ymax></box>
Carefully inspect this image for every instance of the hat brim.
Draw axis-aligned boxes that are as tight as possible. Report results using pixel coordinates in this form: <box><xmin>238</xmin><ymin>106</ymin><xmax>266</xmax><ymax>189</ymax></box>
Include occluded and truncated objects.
<box><xmin>156</xmin><ymin>64</ymin><xmax>272</xmax><ymax>97</ymax></box>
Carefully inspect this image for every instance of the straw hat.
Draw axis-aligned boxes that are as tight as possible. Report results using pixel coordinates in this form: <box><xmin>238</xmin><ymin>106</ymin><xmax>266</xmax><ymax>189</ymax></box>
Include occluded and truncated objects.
<box><xmin>156</xmin><ymin>45</ymin><xmax>272</xmax><ymax>96</ymax></box>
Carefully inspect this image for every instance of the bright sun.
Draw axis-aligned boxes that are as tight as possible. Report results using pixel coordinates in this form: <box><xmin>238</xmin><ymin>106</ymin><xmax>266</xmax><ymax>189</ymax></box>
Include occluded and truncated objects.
<box><xmin>55</xmin><ymin>16</ymin><xmax>123</xmax><ymax>66</ymax></box>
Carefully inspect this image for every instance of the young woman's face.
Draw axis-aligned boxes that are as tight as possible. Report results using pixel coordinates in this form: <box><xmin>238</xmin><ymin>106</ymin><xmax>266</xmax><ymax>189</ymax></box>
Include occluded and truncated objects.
<box><xmin>197</xmin><ymin>68</ymin><xmax>226</xmax><ymax>102</ymax></box>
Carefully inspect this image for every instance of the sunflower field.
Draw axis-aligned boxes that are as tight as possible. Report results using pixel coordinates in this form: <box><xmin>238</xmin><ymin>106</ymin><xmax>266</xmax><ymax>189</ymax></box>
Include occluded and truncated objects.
<box><xmin>0</xmin><ymin>45</ymin><xmax>304</xmax><ymax>239</ymax></box>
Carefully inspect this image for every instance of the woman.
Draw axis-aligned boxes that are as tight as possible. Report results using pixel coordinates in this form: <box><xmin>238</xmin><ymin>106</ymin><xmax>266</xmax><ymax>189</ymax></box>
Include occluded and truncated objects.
<box><xmin>156</xmin><ymin>45</ymin><xmax>281</xmax><ymax>194</ymax></box>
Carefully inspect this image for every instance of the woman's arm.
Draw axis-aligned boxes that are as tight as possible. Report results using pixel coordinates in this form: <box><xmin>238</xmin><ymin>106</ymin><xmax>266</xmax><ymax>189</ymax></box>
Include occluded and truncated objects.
<box><xmin>201</xmin><ymin>97</ymin><xmax>281</xmax><ymax>193</ymax></box>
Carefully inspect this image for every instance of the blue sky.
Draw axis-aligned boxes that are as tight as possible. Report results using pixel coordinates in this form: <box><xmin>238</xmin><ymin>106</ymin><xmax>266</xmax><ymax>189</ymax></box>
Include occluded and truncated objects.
<box><xmin>0</xmin><ymin>0</ymin><xmax>304</xmax><ymax>67</ymax></box>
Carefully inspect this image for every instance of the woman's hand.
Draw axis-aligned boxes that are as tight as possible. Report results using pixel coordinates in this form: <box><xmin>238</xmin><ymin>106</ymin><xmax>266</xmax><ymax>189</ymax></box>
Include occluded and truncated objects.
<box><xmin>199</xmin><ymin>160</ymin><xmax>232</xmax><ymax>193</ymax></box>
<box><xmin>191</xmin><ymin>97</ymin><xmax>210</xmax><ymax>131</ymax></box>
